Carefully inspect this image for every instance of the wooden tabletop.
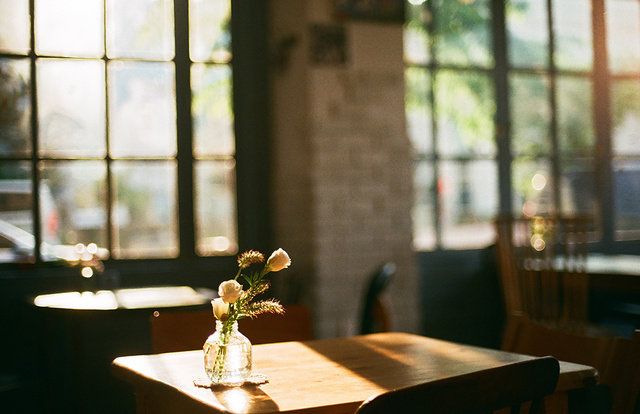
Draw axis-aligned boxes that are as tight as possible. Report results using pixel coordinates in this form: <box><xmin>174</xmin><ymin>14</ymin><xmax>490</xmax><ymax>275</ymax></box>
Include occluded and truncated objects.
<box><xmin>112</xmin><ymin>332</ymin><xmax>597</xmax><ymax>414</ymax></box>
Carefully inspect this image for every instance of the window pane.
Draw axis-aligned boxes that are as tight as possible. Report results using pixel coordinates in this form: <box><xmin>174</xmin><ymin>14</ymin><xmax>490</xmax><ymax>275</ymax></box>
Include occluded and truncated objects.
<box><xmin>614</xmin><ymin>158</ymin><xmax>640</xmax><ymax>240</ymax></box>
<box><xmin>440</xmin><ymin>160</ymin><xmax>497</xmax><ymax>249</ymax></box>
<box><xmin>0</xmin><ymin>59</ymin><xmax>31</xmax><ymax>156</ymax></box>
<box><xmin>192</xmin><ymin>64</ymin><xmax>234</xmax><ymax>157</ymax></box>
<box><xmin>506</xmin><ymin>0</ymin><xmax>549</xmax><ymax>68</ymax></box>
<box><xmin>195</xmin><ymin>160</ymin><xmax>237</xmax><ymax>256</ymax></box>
<box><xmin>35</xmin><ymin>0</ymin><xmax>104</xmax><ymax>58</ymax></box>
<box><xmin>37</xmin><ymin>59</ymin><xmax>106</xmax><ymax>157</ymax></box>
<box><xmin>189</xmin><ymin>0</ymin><xmax>231</xmax><ymax>63</ymax></box>
<box><xmin>0</xmin><ymin>162</ymin><xmax>33</xmax><ymax>263</ymax></box>
<box><xmin>606</xmin><ymin>0</ymin><xmax>640</xmax><ymax>74</ymax></box>
<box><xmin>405</xmin><ymin>67</ymin><xmax>432</xmax><ymax>155</ymax></box>
<box><xmin>404</xmin><ymin>1</ymin><xmax>431</xmax><ymax>65</ymax></box>
<box><xmin>112</xmin><ymin>161</ymin><xmax>177</xmax><ymax>259</ymax></box>
<box><xmin>0</xmin><ymin>0</ymin><xmax>30</xmax><ymax>54</ymax></box>
<box><xmin>560</xmin><ymin>157</ymin><xmax>597</xmax><ymax>216</ymax></box>
<box><xmin>553</xmin><ymin>0</ymin><xmax>592</xmax><ymax>71</ymax></box>
<box><xmin>512</xmin><ymin>157</ymin><xmax>554</xmax><ymax>217</ymax></box>
<box><xmin>108</xmin><ymin>62</ymin><xmax>176</xmax><ymax>158</ymax></box>
<box><xmin>556</xmin><ymin>76</ymin><xmax>594</xmax><ymax>155</ymax></box>
<box><xmin>107</xmin><ymin>0</ymin><xmax>174</xmax><ymax>60</ymax></box>
<box><xmin>413</xmin><ymin>161</ymin><xmax>435</xmax><ymax>250</ymax></box>
<box><xmin>436</xmin><ymin>71</ymin><xmax>495</xmax><ymax>156</ymax></box>
<box><xmin>434</xmin><ymin>0</ymin><xmax>492</xmax><ymax>67</ymax></box>
<box><xmin>611</xmin><ymin>79</ymin><xmax>640</xmax><ymax>156</ymax></box>
<box><xmin>39</xmin><ymin>161</ymin><xmax>108</xmax><ymax>261</ymax></box>
<box><xmin>510</xmin><ymin>74</ymin><xmax>551</xmax><ymax>156</ymax></box>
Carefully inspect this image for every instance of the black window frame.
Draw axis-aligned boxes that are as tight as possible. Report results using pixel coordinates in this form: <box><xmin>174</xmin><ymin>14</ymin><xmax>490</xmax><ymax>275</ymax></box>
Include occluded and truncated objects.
<box><xmin>0</xmin><ymin>0</ymin><xmax>271</xmax><ymax>284</ymax></box>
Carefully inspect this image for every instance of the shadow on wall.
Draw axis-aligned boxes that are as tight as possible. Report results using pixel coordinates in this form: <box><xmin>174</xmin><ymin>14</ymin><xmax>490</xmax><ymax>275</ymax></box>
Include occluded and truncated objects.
<box><xmin>419</xmin><ymin>244</ymin><xmax>505</xmax><ymax>349</ymax></box>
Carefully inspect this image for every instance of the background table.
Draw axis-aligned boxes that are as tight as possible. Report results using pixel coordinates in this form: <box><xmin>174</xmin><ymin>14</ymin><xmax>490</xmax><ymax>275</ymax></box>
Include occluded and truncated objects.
<box><xmin>32</xmin><ymin>286</ymin><xmax>215</xmax><ymax>414</ymax></box>
<box><xmin>113</xmin><ymin>332</ymin><xmax>597</xmax><ymax>414</ymax></box>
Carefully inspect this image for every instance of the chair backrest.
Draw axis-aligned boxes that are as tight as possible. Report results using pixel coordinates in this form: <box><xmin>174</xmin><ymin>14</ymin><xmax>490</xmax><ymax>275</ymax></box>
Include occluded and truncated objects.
<box><xmin>150</xmin><ymin>304</ymin><xmax>314</xmax><ymax>353</ymax></box>
<box><xmin>355</xmin><ymin>356</ymin><xmax>560</xmax><ymax>414</ymax></box>
<box><xmin>502</xmin><ymin>313</ymin><xmax>640</xmax><ymax>414</ymax></box>
<box><xmin>495</xmin><ymin>215</ymin><xmax>592</xmax><ymax>324</ymax></box>
<box><xmin>360</xmin><ymin>262</ymin><xmax>396</xmax><ymax>335</ymax></box>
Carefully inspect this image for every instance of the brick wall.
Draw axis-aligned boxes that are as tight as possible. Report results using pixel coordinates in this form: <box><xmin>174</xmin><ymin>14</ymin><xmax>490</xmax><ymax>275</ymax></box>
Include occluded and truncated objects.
<box><xmin>270</xmin><ymin>0</ymin><xmax>419</xmax><ymax>337</ymax></box>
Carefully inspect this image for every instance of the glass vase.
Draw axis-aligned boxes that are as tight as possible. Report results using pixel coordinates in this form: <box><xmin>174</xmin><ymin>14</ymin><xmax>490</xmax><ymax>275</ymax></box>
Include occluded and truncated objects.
<box><xmin>203</xmin><ymin>321</ymin><xmax>252</xmax><ymax>386</ymax></box>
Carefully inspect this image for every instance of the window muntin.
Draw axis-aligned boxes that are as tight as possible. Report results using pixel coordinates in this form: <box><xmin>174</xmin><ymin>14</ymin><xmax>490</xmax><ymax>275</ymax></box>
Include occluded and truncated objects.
<box><xmin>407</xmin><ymin>0</ymin><xmax>639</xmax><ymax>251</ymax></box>
<box><xmin>0</xmin><ymin>0</ymin><xmax>237</xmax><ymax>264</ymax></box>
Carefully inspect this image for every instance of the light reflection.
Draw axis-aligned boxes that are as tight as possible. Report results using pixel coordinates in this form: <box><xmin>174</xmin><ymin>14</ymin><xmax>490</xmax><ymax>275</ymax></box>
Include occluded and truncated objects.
<box><xmin>81</xmin><ymin>266</ymin><xmax>94</xmax><ymax>278</ymax></box>
<box><xmin>215</xmin><ymin>387</ymin><xmax>249</xmax><ymax>413</ymax></box>
<box><xmin>34</xmin><ymin>290</ymin><xmax>118</xmax><ymax>310</ymax></box>
<box><xmin>531</xmin><ymin>173</ymin><xmax>547</xmax><ymax>191</ymax></box>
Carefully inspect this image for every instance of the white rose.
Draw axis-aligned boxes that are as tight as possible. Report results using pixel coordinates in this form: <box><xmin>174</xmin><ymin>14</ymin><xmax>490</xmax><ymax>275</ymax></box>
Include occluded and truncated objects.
<box><xmin>266</xmin><ymin>248</ymin><xmax>291</xmax><ymax>272</ymax></box>
<box><xmin>218</xmin><ymin>280</ymin><xmax>243</xmax><ymax>303</ymax></box>
<box><xmin>211</xmin><ymin>298</ymin><xmax>229</xmax><ymax>320</ymax></box>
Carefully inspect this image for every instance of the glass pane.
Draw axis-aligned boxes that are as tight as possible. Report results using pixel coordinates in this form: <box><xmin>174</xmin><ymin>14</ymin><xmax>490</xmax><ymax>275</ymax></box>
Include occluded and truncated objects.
<box><xmin>192</xmin><ymin>64</ymin><xmax>234</xmax><ymax>157</ymax></box>
<box><xmin>0</xmin><ymin>59</ymin><xmax>31</xmax><ymax>156</ymax></box>
<box><xmin>560</xmin><ymin>157</ymin><xmax>597</xmax><ymax>216</ymax></box>
<box><xmin>413</xmin><ymin>161</ymin><xmax>435</xmax><ymax>250</ymax></box>
<box><xmin>506</xmin><ymin>0</ymin><xmax>549</xmax><ymax>68</ymax></box>
<box><xmin>557</xmin><ymin>76</ymin><xmax>594</xmax><ymax>155</ymax></box>
<box><xmin>39</xmin><ymin>161</ymin><xmax>108</xmax><ymax>261</ymax></box>
<box><xmin>611</xmin><ymin>79</ymin><xmax>640</xmax><ymax>156</ymax></box>
<box><xmin>606</xmin><ymin>0</ymin><xmax>640</xmax><ymax>73</ymax></box>
<box><xmin>189</xmin><ymin>0</ymin><xmax>232</xmax><ymax>63</ymax></box>
<box><xmin>510</xmin><ymin>74</ymin><xmax>551</xmax><ymax>155</ymax></box>
<box><xmin>433</xmin><ymin>0</ymin><xmax>492</xmax><ymax>67</ymax></box>
<box><xmin>440</xmin><ymin>160</ymin><xmax>497</xmax><ymax>249</ymax></box>
<box><xmin>553</xmin><ymin>0</ymin><xmax>592</xmax><ymax>71</ymax></box>
<box><xmin>512</xmin><ymin>157</ymin><xmax>554</xmax><ymax>217</ymax></box>
<box><xmin>435</xmin><ymin>70</ymin><xmax>495</xmax><ymax>156</ymax></box>
<box><xmin>108</xmin><ymin>62</ymin><xmax>176</xmax><ymax>158</ymax></box>
<box><xmin>614</xmin><ymin>158</ymin><xmax>640</xmax><ymax>240</ymax></box>
<box><xmin>404</xmin><ymin>1</ymin><xmax>431</xmax><ymax>65</ymax></box>
<box><xmin>107</xmin><ymin>0</ymin><xmax>174</xmax><ymax>60</ymax></box>
<box><xmin>112</xmin><ymin>161</ymin><xmax>177</xmax><ymax>259</ymax></box>
<box><xmin>195</xmin><ymin>160</ymin><xmax>237</xmax><ymax>256</ymax></box>
<box><xmin>405</xmin><ymin>67</ymin><xmax>432</xmax><ymax>154</ymax></box>
<box><xmin>0</xmin><ymin>0</ymin><xmax>30</xmax><ymax>54</ymax></box>
<box><xmin>0</xmin><ymin>162</ymin><xmax>33</xmax><ymax>263</ymax></box>
<box><xmin>35</xmin><ymin>0</ymin><xmax>104</xmax><ymax>58</ymax></box>
<box><xmin>37</xmin><ymin>59</ymin><xmax>106</xmax><ymax>157</ymax></box>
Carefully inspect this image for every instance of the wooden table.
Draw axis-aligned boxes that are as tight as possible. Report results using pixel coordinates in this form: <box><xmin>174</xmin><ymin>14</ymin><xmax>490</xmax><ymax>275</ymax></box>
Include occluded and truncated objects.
<box><xmin>112</xmin><ymin>332</ymin><xmax>597</xmax><ymax>414</ymax></box>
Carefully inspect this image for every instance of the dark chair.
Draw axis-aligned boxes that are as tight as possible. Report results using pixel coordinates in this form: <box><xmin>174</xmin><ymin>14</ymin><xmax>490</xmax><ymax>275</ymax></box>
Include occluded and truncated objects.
<box><xmin>495</xmin><ymin>215</ymin><xmax>592</xmax><ymax>325</ymax></box>
<box><xmin>360</xmin><ymin>262</ymin><xmax>396</xmax><ymax>335</ymax></box>
<box><xmin>150</xmin><ymin>304</ymin><xmax>314</xmax><ymax>353</ymax></box>
<box><xmin>355</xmin><ymin>356</ymin><xmax>560</xmax><ymax>414</ymax></box>
<box><xmin>503</xmin><ymin>313</ymin><xmax>640</xmax><ymax>414</ymax></box>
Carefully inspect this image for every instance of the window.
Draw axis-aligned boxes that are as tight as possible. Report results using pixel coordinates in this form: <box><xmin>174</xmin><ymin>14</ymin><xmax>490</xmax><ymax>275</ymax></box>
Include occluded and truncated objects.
<box><xmin>406</xmin><ymin>0</ymin><xmax>640</xmax><ymax>251</ymax></box>
<box><xmin>0</xmin><ymin>0</ymin><xmax>237</xmax><ymax>264</ymax></box>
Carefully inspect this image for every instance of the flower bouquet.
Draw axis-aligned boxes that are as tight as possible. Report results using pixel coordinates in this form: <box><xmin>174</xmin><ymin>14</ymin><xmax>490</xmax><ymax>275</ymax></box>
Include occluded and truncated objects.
<box><xmin>204</xmin><ymin>248</ymin><xmax>290</xmax><ymax>386</ymax></box>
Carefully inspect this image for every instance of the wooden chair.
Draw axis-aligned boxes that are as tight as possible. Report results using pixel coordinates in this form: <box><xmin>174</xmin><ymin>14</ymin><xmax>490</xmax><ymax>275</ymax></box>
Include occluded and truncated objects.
<box><xmin>355</xmin><ymin>356</ymin><xmax>560</xmax><ymax>414</ymax></box>
<box><xmin>360</xmin><ymin>262</ymin><xmax>396</xmax><ymax>334</ymax></box>
<box><xmin>150</xmin><ymin>304</ymin><xmax>314</xmax><ymax>353</ymax></box>
<box><xmin>495</xmin><ymin>215</ymin><xmax>592</xmax><ymax>325</ymax></box>
<box><xmin>503</xmin><ymin>313</ymin><xmax>640</xmax><ymax>414</ymax></box>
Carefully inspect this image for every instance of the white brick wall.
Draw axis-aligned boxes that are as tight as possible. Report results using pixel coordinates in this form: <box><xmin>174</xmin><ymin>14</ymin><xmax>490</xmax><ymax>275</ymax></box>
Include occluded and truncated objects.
<box><xmin>270</xmin><ymin>1</ymin><xmax>419</xmax><ymax>338</ymax></box>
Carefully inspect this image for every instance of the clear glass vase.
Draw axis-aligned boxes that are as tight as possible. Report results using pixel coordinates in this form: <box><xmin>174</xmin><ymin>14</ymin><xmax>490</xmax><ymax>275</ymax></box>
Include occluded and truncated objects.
<box><xmin>203</xmin><ymin>321</ymin><xmax>252</xmax><ymax>386</ymax></box>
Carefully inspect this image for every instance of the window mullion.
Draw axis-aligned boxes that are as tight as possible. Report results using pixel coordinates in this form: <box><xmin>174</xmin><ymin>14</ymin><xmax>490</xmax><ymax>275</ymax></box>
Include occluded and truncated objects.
<box><xmin>547</xmin><ymin>0</ymin><xmax>561</xmax><ymax>215</ymax></box>
<box><xmin>174</xmin><ymin>0</ymin><xmax>196</xmax><ymax>259</ymax></box>
<box><xmin>591</xmin><ymin>0</ymin><xmax>614</xmax><ymax>245</ymax></box>
<box><xmin>28</xmin><ymin>0</ymin><xmax>42</xmax><ymax>263</ymax></box>
<box><xmin>491</xmin><ymin>0</ymin><xmax>512</xmax><ymax>218</ymax></box>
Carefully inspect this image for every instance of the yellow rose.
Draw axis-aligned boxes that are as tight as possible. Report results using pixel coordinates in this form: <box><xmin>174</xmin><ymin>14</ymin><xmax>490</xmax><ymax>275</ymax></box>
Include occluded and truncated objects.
<box><xmin>218</xmin><ymin>280</ymin><xmax>243</xmax><ymax>303</ymax></box>
<box><xmin>211</xmin><ymin>298</ymin><xmax>229</xmax><ymax>320</ymax></box>
<box><xmin>266</xmin><ymin>248</ymin><xmax>291</xmax><ymax>272</ymax></box>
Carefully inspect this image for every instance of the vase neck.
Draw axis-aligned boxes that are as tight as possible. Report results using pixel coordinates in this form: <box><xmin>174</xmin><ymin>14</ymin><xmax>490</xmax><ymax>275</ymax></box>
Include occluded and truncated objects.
<box><xmin>216</xmin><ymin>320</ymin><xmax>238</xmax><ymax>332</ymax></box>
